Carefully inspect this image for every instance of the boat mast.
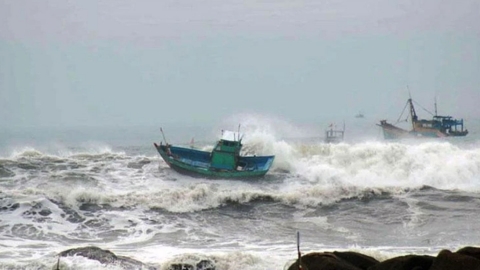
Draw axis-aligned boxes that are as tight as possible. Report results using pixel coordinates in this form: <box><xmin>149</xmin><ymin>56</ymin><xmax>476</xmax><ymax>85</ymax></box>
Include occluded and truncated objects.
<box><xmin>406</xmin><ymin>87</ymin><xmax>417</xmax><ymax>130</ymax></box>
<box><xmin>408</xmin><ymin>98</ymin><xmax>417</xmax><ymax>131</ymax></box>
<box><xmin>434</xmin><ymin>96</ymin><xmax>438</xmax><ymax>116</ymax></box>
<box><xmin>160</xmin><ymin>127</ymin><xmax>168</xmax><ymax>144</ymax></box>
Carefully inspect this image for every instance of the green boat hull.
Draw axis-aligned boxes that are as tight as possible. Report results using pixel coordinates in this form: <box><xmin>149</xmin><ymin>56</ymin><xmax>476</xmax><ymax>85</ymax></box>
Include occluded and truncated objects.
<box><xmin>154</xmin><ymin>143</ymin><xmax>274</xmax><ymax>179</ymax></box>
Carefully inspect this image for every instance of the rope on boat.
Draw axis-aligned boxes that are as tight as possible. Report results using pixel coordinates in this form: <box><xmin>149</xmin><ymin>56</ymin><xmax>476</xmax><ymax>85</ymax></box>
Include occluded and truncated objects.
<box><xmin>412</xmin><ymin>100</ymin><xmax>435</xmax><ymax>116</ymax></box>
<box><xmin>395</xmin><ymin>99</ymin><xmax>435</xmax><ymax>124</ymax></box>
<box><xmin>395</xmin><ymin>100</ymin><xmax>410</xmax><ymax>124</ymax></box>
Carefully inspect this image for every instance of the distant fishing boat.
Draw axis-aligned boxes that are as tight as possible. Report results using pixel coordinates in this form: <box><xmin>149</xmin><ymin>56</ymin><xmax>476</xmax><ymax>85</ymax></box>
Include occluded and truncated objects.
<box><xmin>355</xmin><ymin>112</ymin><xmax>365</xmax><ymax>118</ymax></box>
<box><xmin>325</xmin><ymin>122</ymin><xmax>345</xmax><ymax>143</ymax></box>
<box><xmin>153</xmin><ymin>128</ymin><xmax>275</xmax><ymax>179</ymax></box>
<box><xmin>378</xmin><ymin>97</ymin><xmax>468</xmax><ymax>139</ymax></box>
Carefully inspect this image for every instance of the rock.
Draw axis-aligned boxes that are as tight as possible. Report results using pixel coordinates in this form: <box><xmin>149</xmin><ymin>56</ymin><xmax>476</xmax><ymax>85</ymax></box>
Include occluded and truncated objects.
<box><xmin>287</xmin><ymin>252</ymin><xmax>363</xmax><ymax>270</ymax></box>
<box><xmin>58</xmin><ymin>246</ymin><xmax>156</xmax><ymax>270</ymax></box>
<box><xmin>456</xmin><ymin>246</ymin><xmax>480</xmax><ymax>261</ymax></box>
<box><xmin>59</xmin><ymin>246</ymin><xmax>117</xmax><ymax>265</ymax></box>
<box><xmin>168</xmin><ymin>259</ymin><xmax>215</xmax><ymax>270</ymax></box>
<box><xmin>332</xmin><ymin>251</ymin><xmax>378</xmax><ymax>270</ymax></box>
<box><xmin>285</xmin><ymin>246</ymin><xmax>480</xmax><ymax>270</ymax></box>
<box><xmin>430</xmin><ymin>249</ymin><xmax>480</xmax><ymax>270</ymax></box>
<box><xmin>367</xmin><ymin>254</ymin><xmax>434</xmax><ymax>270</ymax></box>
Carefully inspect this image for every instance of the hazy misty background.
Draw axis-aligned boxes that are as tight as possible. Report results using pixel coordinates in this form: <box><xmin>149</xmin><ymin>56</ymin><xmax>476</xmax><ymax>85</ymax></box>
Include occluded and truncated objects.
<box><xmin>1</xmin><ymin>0</ymin><xmax>479</xmax><ymax>131</ymax></box>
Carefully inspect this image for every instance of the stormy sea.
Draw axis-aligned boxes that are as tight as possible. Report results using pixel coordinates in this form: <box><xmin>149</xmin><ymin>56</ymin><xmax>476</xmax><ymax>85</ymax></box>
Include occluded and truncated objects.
<box><xmin>1</xmin><ymin>118</ymin><xmax>480</xmax><ymax>269</ymax></box>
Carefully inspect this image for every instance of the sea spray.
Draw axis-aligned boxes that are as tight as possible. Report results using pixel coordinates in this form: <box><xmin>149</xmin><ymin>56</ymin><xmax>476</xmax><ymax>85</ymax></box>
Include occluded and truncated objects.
<box><xmin>2</xmin><ymin>125</ymin><xmax>480</xmax><ymax>269</ymax></box>
<box><xmin>291</xmin><ymin>141</ymin><xmax>480</xmax><ymax>191</ymax></box>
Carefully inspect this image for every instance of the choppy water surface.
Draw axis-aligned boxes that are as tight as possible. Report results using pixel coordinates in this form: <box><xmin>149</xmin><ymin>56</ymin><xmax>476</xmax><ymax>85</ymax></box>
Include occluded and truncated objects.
<box><xmin>1</xmin><ymin>120</ymin><xmax>480</xmax><ymax>269</ymax></box>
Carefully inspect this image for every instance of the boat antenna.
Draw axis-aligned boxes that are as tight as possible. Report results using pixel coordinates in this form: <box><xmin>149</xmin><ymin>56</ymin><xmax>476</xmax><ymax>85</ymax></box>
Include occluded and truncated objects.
<box><xmin>160</xmin><ymin>127</ymin><xmax>168</xmax><ymax>144</ymax></box>
<box><xmin>297</xmin><ymin>231</ymin><xmax>303</xmax><ymax>270</ymax></box>
<box><xmin>238</xmin><ymin>124</ymin><xmax>242</xmax><ymax>141</ymax></box>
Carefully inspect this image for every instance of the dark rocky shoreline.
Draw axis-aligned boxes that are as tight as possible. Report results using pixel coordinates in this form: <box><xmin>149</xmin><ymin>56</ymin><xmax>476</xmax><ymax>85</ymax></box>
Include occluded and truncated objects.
<box><xmin>287</xmin><ymin>246</ymin><xmax>480</xmax><ymax>270</ymax></box>
<box><xmin>56</xmin><ymin>246</ymin><xmax>480</xmax><ymax>269</ymax></box>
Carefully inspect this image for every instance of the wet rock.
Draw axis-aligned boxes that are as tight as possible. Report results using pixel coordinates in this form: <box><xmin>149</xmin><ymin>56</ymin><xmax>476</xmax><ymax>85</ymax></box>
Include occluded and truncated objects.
<box><xmin>287</xmin><ymin>248</ymin><xmax>480</xmax><ymax>270</ymax></box>
<box><xmin>287</xmin><ymin>252</ymin><xmax>362</xmax><ymax>270</ymax></box>
<box><xmin>59</xmin><ymin>246</ymin><xmax>117</xmax><ymax>264</ymax></box>
<box><xmin>168</xmin><ymin>259</ymin><xmax>215</xmax><ymax>270</ymax></box>
<box><xmin>368</xmin><ymin>254</ymin><xmax>434</xmax><ymax>270</ymax></box>
<box><xmin>332</xmin><ymin>251</ymin><xmax>378</xmax><ymax>270</ymax></box>
<box><xmin>58</xmin><ymin>246</ymin><xmax>156</xmax><ymax>270</ymax></box>
<box><xmin>430</xmin><ymin>249</ymin><xmax>480</xmax><ymax>270</ymax></box>
<box><xmin>456</xmin><ymin>246</ymin><xmax>480</xmax><ymax>261</ymax></box>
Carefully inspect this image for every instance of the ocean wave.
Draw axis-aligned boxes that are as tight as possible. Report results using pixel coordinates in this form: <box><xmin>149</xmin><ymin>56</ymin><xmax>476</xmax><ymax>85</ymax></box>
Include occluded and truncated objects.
<box><xmin>291</xmin><ymin>141</ymin><xmax>480</xmax><ymax>191</ymax></box>
<box><xmin>72</xmin><ymin>182</ymin><xmax>416</xmax><ymax>213</ymax></box>
<box><xmin>1</xmin><ymin>145</ymin><xmax>124</xmax><ymax>160</ymax></box>
<box><xmin>1</xmin><ymin>138</ymin><xmax>480</xmax><ymax>213</ymax></box>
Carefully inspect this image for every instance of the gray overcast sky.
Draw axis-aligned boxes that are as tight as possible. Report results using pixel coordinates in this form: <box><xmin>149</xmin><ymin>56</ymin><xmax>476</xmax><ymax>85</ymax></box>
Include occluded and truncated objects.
<box><xmin>1</xmin><ymin>0</ymin><xmax>479</xmax><ymax>128</ymax></box>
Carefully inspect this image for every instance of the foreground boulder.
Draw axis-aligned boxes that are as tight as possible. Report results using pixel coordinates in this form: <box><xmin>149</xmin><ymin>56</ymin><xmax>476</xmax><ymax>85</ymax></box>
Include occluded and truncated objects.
<box><xmin>287</xmin><ymin>246</ymin><xmax>480</xmax><ymax>270</ymax></box>
<box><xmin>333</xmin><ymin>251</ymin><xmax>379</xmax><ymax>270</ymax></box>
<box><xmin>429</xmin><ymin>249</ymin><xmax>480</xmax><ymax>270</ymax></box>
<box><xmin>58</xmin><ymin>246</ymin><xmax>156</xmax><ymax>270</ymax></box>
<box><xmin>456</xmin><ymin>246</ymin><xmax>480</xmax><ymax>261</ymax></box>
<box><xmin>287</xmin><ymin>251</ymin><xmax>378</xmax><ymax>270</ymax></box>
<box><xmin>368</xmin><ymin>254</ymin><xmax>434</xmax><ymax>270</ymax></box>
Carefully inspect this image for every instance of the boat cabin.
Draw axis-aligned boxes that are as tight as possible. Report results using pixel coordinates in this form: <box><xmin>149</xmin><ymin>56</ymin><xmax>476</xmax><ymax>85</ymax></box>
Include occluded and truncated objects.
<box><xmin>432</xmin><ymin>115</ymin><xmax>467</xmax><ymax>134</ymax></box>
<box><xmin>412</xmin><ymin>115</ymin><xmax>468</xmax><ymax>135</ymax></box>
<box><xmin>210</xmin><ymin>130</ymin><xmax>243</xmax><ymax>171</ymax></box>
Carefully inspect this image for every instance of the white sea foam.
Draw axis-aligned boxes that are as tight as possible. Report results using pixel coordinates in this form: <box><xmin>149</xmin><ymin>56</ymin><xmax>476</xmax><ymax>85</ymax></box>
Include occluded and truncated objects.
<box><xmin>214</xmin><ymin>114</ymin><xmax>480</xmax><ymax>191</ymax></box>
<box><xmin>8</xmin><ymin>147</ymin><xmax>44</xmax><ymax>159</ymax></box>
<box><xmin>1</xmin><ymin>145</ymin><xmax>123</xmax><ymax>160</ymax></box>
<box><xmin>2</xmin><ymin>120</ymin><xmax>480</xmax><ymax>269</ymax></box>
<box><xmin>27</xmin><ymin>141</ymin><xmax>478</xmax><ymax>213</ymax></box>
<box><xmin>109</xmin><ymin>246</ymin><xmax>280</xmax><ymax>270</ymax></box>
<box><xmin>292</xmin><ymin>141</ymin><xmax>480</xmax><ymax>190</ymax></box>
<box><xmin>3</xmin><ymin>137</ymin><xmax>480</xmax><ymax>214</ymax></box>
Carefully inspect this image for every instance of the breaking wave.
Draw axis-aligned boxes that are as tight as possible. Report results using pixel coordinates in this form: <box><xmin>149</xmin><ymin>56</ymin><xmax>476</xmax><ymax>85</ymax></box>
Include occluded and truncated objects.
<box><xmin>1</xmin><ymin>135</ymin><xmax>480</xmax><ymax>214</ymax></box>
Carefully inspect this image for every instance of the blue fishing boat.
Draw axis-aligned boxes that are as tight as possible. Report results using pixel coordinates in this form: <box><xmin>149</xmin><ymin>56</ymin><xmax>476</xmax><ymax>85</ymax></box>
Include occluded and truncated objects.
<box><xmin>378</xmin><ymin>97</ymin><xmax>468</xmax><ymax>139</ymax></box>
<box><xmin>153</xmin><ymin>129</ymin><xmax>275</xmax><ymax>179</ymax></box>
